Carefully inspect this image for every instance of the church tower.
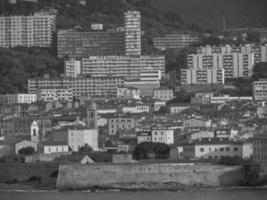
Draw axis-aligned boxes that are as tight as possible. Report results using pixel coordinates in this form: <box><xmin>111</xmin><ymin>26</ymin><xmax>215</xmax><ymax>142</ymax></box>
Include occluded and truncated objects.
<box><xmin>87</xmin><ymin>99</ymin><xmax>97</xmax><ymax>129</ymax></box>
<box><xmin>31</xmin><ymin>120</ymin><xmax>40</xmax><ymax>143</ymax></box>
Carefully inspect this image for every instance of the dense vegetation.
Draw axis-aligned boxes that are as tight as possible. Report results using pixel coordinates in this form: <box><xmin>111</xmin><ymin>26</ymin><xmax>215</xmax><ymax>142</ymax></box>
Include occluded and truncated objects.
<box><xmin>133</xmin><ymin>142</ymin><xmax>170</xmax><ymax>160</ymax></box>
<box><xmin>0</xmin><ymin>47</ymin><xmax>63</xmax><ymax>93</ymax></box>
<box><xmin>0</xmin><ymin>0</ymin><xmax>195</xmax><ymax>94</ymax></box>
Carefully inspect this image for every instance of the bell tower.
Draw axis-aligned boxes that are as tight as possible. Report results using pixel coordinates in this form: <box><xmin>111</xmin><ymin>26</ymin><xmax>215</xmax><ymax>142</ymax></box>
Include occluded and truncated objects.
<box><xmin>87</xmin><ymin>99</ymin><xmax>97</xmax><ymax>129</ymax></box>
<box><xmin>31</xmin><ymin>120</ymin><xmax>39</xmax><ymax>143</ymax></box>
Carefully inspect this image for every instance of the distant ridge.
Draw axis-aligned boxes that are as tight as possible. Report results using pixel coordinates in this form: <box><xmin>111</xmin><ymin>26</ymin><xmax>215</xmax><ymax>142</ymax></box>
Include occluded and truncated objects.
<box><xmin>152</xmin><ymin>0</ymin><xmax>267</xmax><ymax>31</ymax></box>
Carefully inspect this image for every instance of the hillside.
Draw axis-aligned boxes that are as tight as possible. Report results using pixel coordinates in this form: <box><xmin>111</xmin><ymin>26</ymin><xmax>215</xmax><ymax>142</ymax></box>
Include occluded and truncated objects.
<box><xmin>152</xmin><ymin>0</ymin><xmax>267</xmax><ymax>31</ymax></box>
<box><xmin>0</xmin><ymin>0</ymin><xmax>195</xmax><ymax>94</ymax></box>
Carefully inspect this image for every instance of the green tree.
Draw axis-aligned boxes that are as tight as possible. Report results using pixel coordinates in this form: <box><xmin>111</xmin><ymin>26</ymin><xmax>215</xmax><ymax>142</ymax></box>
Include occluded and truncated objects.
<box><xmin>78</xmin><ymin>144</ymin><xmax>93</xmax><ymax>154</ymax></box>
<box><xmin>18</xmin><ymin>147</ymin><xmax>35</xmax><ymax>155</ymax></box>
<box><xmin>133</xmin><ymin>142</ymin><xmax>170</xmax><ymax>160</ymax></box>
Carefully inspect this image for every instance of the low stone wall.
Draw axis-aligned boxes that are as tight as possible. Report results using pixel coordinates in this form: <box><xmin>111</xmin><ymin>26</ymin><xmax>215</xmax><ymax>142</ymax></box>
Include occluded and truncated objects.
<box><xmin>0</xmin><ymin>163</ymin><xmax>58</xmax><ymax>183</ymax></box>
<box><xmin>56</xmin><ymin>163</ymin><xmax>245</xmax><ymax>190</ymax></box>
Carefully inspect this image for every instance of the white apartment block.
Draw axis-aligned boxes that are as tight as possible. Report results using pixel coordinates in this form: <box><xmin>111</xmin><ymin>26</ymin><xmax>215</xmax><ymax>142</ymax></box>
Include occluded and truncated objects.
<box><xmin>28</xmin><ymin>76</ymin><xmax>124</xmax><ymax>98</ymax></box>
<box><xmin>0</xmin><ymin>12</ymin><xmax>55</xmax><ymax>48</ymax></box>
<box><xmin>153</xmin><ymin>88</ymin><xmax>174</xmax><ymax>101</ymax></box>
<box><xmin>124</xmin><ymin>11</ymin><xmax>141</xmax><ymax>56</ymax></box>
<box><xmin>153</xmin><ymin>34</ymin><xmax>199</xmax><ymax>51</ymax></box>
<box><xmin>64</xmin><ymin>59</ymin><xmax>82</xmax><ymax>78</ymax></box>
<box><xmin>210</xmin><ymin>96</ymin><xmax>253</xmax><ymax>104</ymax></box>
<box><xmin>181</xmin><ymin>68</ymin><xmax>225</xmax><ymax>85</ymax></box>
<box><xmin>0</xmin><ymin>94</ymin><xmax>37</xmax><ymax>105</ymax></box>
<box><xmin>37</xmin><ymin>87</ymin><xmax>73</xmax><ymax>102</ymax></box>
<box><xmin>197</xmin><ymin>44</ymin><xmax>267</xmax><ymax>63</ymax></box>
<box><xmin>117</xmin><ymin>87</ymin><xmax>141</xmax><ymax>99</ymax></box>
<box><xmin>68</xmin><ymin>129</ymin><xmax>99</xmax><ymax>151</ymax></box>
<box><xmin>253</xmin><ymin>79</ymin><xmax>267</xmax><ymax>101</ymax></box>
<box><xmin>42</xmin><ymin>143</ymin><xmax>69</xmax><ymax>154</ymax></box>
<box><xmin>183</xmin><ymin>138</ymin><xmax>252</xmax><ymax>160</ymax></box>
<box><xmin>187</xmin><ymin>53</ymin><xmax>254</xmax><ymax>79</ymax></box>
<box><xmin>151</xmin><ymin>128</ymin><xmax>174</xmax><ymax>145</ymax></box>
<box><xmin>75</xmin><ymin>55</ymin><xmax>165</xmax><ymax>80</ymax></box>
<box><xmin>122</xmin><ymin>104</ymin><xmax>150</xmax><ymax>114</ymax></box>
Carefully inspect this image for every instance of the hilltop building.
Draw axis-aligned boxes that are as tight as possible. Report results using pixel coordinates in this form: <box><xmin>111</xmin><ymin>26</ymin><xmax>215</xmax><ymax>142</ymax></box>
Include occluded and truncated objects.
<box><xmin>0</xmin><ymin>12</ymin><xmax>55</xmax><ymax>48</ymax></box>
<box><xmin>153</xmin><ymin>33</ymin><xmax>199</xmax><ymax>51</ymax></box>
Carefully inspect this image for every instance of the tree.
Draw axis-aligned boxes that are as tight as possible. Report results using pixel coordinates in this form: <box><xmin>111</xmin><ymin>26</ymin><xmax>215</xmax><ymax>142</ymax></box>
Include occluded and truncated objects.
<box><xmin>133</xmin><ymin>142</ymin><xmax>170</xmax><ymax>160</ymax></box>
<box><xmin>18</xmin><ymin>147</ymin><xmax>35</xmax><ymax>155</ymax></box>
<box><xmin>78</xmin><ymin>144</ymin><xmax>93</xmax><ymax>154</ymax></box>
<box><xmin>252</xmin><ymin>62</ymin><xmax>267</xmax><ymax>80</ymax></box>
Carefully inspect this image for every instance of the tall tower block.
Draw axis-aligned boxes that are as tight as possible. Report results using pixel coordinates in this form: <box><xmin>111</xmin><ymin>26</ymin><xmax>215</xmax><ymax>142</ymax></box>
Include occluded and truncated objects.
<box><xmin>124</xmin><ymin>10</ymin><xmax>141</xmax><ymax>56</ymax></box>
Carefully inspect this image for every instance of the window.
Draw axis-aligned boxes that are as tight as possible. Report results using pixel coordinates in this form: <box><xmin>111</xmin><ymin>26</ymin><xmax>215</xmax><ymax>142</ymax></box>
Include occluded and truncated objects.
<box><xmin>234</xmin><ymin>147</ymin><xmax>238</xmax><ymax>151</ymax></box>
<box><xmin>226</xmin><ymin>147</ymin><xmax>230</xmax><ymax>151</ymax></box>
<box><xmin>220</xmin><ymin>147</ymin><xmax>224</xmax><ymax>152</ymax></box>
<box><xmin>200</xmin><ymin>148</ymin><xmax>205</xmax><ymax>152</ymax></box>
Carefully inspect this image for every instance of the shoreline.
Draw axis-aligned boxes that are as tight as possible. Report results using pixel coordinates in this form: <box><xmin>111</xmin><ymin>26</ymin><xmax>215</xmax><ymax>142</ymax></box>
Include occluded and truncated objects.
<box><xmin>1</xmin><ymin>183</ymin><xmax>266</xmax><ymax>192</ymax></box>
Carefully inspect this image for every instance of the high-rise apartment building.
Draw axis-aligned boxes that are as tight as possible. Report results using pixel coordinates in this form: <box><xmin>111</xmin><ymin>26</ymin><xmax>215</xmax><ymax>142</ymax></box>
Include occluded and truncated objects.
<box><xmin>0</xmin><ymin>12</ymin><xmax>55</xmax><ymax>48</ymax></box>
<box><xmin>57</xmin><ymin>29</ymin><xmax>125</xmax><ymax>58</ymax></box>
<box><xmin>28</xmin><ymin>76</ymin><xmax>124</xmax><ymax>98</ymax></box>
<box><xmin>187</xmin><ymin>53</ymin><xmax>255</xmax><ymax>79</ymax></box>
<box><xmin>197</xmin><ymin>44</ymin><xmax>267</xmax><ymax>63</ymax></box>
<box><xmin>153</xmin><ymin>34</ymin><xmax>199</xmax><ymax>51</ymax></box>
<box><xmin>124</xmin><ymin>10</ymin><xmax>141</xmax><ymax>56</ymax></box>
<box><xmin>181</xmin><ymin>68</ymin><xmax>225</xmax><ymax>85</ymax></box>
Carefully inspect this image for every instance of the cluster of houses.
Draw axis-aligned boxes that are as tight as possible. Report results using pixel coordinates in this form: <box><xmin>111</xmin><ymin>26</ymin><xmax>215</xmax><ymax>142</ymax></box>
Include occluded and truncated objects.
<box><xmin>0</xmin><ymin>89</ymin><xmax>267</xmax><ymax>171</ymax></box>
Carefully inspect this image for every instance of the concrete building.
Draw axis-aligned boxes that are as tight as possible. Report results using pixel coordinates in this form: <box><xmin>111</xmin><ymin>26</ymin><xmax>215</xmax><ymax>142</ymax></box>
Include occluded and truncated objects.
<box><xmin>191</xmin><ymin>93</ymin><xmax>214</xmax><ymax>104</ymax></box>
<box><xmin>37</xmin><ymin>87</ymin><xmax>73</xmax><ymax>102</ymax></box>
<box><xmin>123</xmin><ymin>67</ymin><xmax>161</xmax><ymax>97</ymax></box>
<box><xmin>124</xmin><ymin>80</ymin><xmax>160</xmax><ymax>97</ymax></box>
<box><xmin>187</xmin><ymin>52</ymin><xmax>255</xmax><ymax>79</ymax></box>
<box><xmin>210</xmin><ymin>96</ymin><xmax>253</xmax><ymax>104</ymax></box>
<box><xmin>124</xmin><ymin>11</ymin><xmax>141</xmax><ymax>56</ymax></box>
<box><xmin>57</xmin><ymin>29</ymin><xmax>125</xmax><ymax>58</ymax></box>
<box><xmin>137</xmin><ymin>131</ymin><xmax>152</xmax><ymax>144</ymax></box>
<box><xmin>184</xmin><ymin>118</ymin><xmax>212</xmax><ymax>128</ymax></box>
<box><xmin>0</xmin><ymin>118</ymin><xmax>33</xmax><ymax>135</ymax></box>
<box><xmin>117</xmin><ymin>87</ymin><xmax>141</xmax><ymax>99</ymax></box>
<box><xmin>42</xmin><ymin>142</ymin><xmax>69</xmax><ymax>154</ymax></box>
<box><xmin>64</xmin><ymin>59</ymin><xmax>82</xmax><ymax>78</ymax></box>
<box><xmin>253</xmin><ymin>133</ymin><xmax>267</xmax><ymax>174</ymax></box>
<box><xmin>181</xmin><ymin>68</ymin><xmax>225</xmax><ymax>85</ymax></box>
<box><xmin>108</xmin><ymin>117</ymin><xmax>136</xmax><ymax>136</ymax></box>
<box><xmin>197</xmin><ymin>44</ymin><xmax>267</xmax><ymax>63</ymax></box>
<box><xmin>0</xmin><ymin>94</ymin><xmax>37</xmax><ymax>105</ymax></box>
<box><xmin>183</xmin><ymin>138</ymin><xmax>252</xmax><ymax>160</ymax></box>
<box><xmin>169</xmin><ymin>104</ymin><xmax>190</xmax><ymax>114</ymax></box>
<box><xmin>151</xmin><ymin>128</ymin><xmax>174</xmax><ymax>145</ymax></box>
<box><xmin>68</xmin><ymin>128</ymin><xmax>99</xmax><ymax>151</ymax></box>
<box><xmin>79</xmin><ymin>55</ymin><xmax>165</xmax><ymax>80</ymax></box>
<box><xmin>28</xmin><ymin>76</ymin><xmax>125</xmax><ymax>98</ymax></box>
<box><xmin>153</xmin><ymin>88</ymin><xmax>174</xmax><ymax>101</ymax></box>
<box><xmin>122</xmin><ymin>104</ymin><xmax>150</xmax><ymax>114</ymax></box>
<box><xmin>154</xmin><ymin>101</ymin><xmax>166</xmax><ymax>112</ymax></box>
<box><xmin>253</xmin><ymin>79</ymin><xmax>267</xmax><ymax>101</ymax></box>
<box><xmin>0</xmin><ymin>12</ymin><xmax>55</xmax><ymax>48</ymax></box>
<box><xmin>153</xmin><ymin>34</ymin><xmax>199</xmax><ymax>51</ymax></box>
